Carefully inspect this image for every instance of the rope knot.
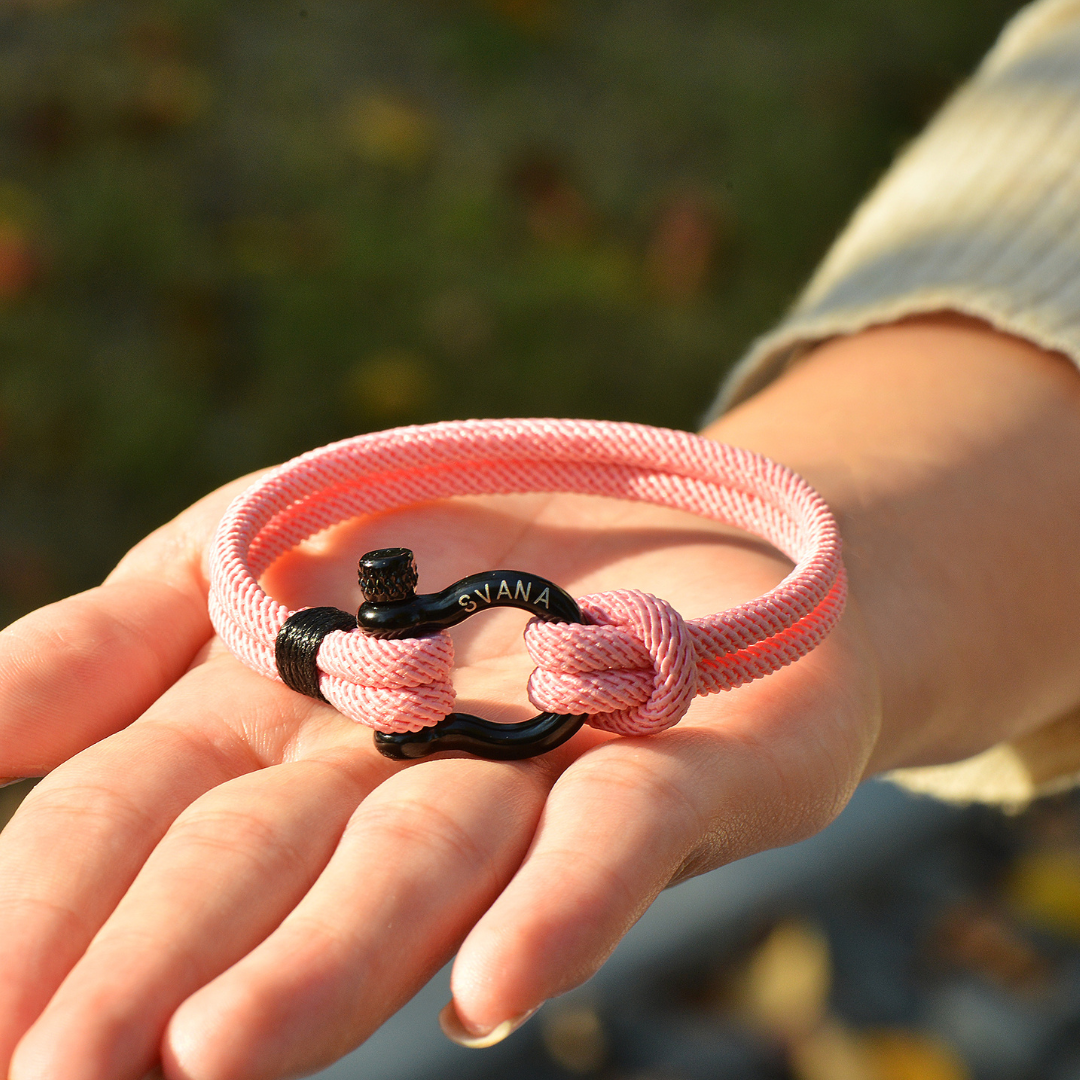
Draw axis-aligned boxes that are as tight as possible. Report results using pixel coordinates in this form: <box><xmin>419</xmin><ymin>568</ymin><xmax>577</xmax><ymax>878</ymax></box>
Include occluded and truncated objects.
<box><xmin>524</xmin><ymin>590</ymin><xmax>699</xmax><ymax>736</ymax></box>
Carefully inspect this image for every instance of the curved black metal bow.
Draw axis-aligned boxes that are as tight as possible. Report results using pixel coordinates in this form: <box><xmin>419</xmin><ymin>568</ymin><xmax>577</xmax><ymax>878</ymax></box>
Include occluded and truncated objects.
<box><xmin>356</xmin><ymin>548</ymin><xmax>587</xmax><ymax>761</ymax></box>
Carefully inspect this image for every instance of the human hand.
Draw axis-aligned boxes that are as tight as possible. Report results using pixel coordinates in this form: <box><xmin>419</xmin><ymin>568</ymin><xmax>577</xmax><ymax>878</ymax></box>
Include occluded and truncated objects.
<box><xmin>0</xmin><ymin>462</ymin><xmax>881</xmax><ymax>1080</ymax></box>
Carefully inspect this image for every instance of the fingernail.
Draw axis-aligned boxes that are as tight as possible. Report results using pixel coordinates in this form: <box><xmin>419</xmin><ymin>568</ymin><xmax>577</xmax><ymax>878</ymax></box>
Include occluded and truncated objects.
<box><xmin>438</xmin><ymin>1000</ymin><xmax>539</xmax><ymax>1049</ymax></box>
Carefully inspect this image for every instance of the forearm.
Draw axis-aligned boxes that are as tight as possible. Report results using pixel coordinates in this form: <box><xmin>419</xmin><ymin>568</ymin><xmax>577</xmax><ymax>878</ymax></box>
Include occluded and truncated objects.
<box><xmin>704</xmin><ymin>314</ymin><xmax>1080</xmax><ymax>774</ymax></box>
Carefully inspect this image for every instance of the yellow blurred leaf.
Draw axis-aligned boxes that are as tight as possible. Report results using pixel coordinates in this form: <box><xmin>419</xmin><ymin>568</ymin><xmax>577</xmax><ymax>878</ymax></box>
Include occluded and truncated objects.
<box><xmin>344</xmin><ymin>349</ymin><xmax>432</xmax><ymax>420</ymax></box>
<box><xmin>540</xmin><ymin>1004</ymin><xmax>607</xmax><ymax>1075</ymax></box>
<box><xmin>862</xmin><ymin>1030</ymin><xmax>969</xmax><ymax>1080</ymax></box>
<box><xmin>734</xmin><ymin>919</ymin><xmax>831</xmax><ymax>1040</ymax></box>
<box><xmin>793</xmin><ymin>1023</ymin><xmax>969</xmax><ymax>1080</ymax></box>
<box><xmin>791</xmin><ymin>1019</ymin><xmax>875</xmax><ymax>1080</ymax></box>
<box><xmin>1006</xmin><ymin>848</ymin><xmax>1080</xmax><ymax>940</ymax></box>
<box><xmin>344</xmin><ymin>94</ymin><xmax>435</xmax><ymax>169</ymax></box>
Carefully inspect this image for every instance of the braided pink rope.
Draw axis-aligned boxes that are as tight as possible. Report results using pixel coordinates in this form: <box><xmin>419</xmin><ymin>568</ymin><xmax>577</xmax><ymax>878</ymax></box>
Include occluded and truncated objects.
<box><xmin>209</xmin><ymin>419</ymin><xmax>846</xmax><ymax>736</ymax></box>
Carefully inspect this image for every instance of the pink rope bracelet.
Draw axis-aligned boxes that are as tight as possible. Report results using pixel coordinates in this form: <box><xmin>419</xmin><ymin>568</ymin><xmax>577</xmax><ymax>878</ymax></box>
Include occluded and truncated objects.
<box><xmin>209</xmin><ymin>419</ymin><xmax>846</xmax><ymax>759</ymax></box>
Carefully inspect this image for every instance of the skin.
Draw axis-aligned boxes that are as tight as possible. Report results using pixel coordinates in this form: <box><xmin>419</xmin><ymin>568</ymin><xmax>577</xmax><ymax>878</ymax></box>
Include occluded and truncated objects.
<box><xmin>2</xmin><ymin>314</ymin><xmax>1080</xmax><ymax>1079</ymax></box>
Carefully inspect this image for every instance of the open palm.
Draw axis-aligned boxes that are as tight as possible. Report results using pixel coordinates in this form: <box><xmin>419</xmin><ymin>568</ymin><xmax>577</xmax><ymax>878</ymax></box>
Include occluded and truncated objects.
<box><xmin>0</xmin><ymin>472</ymin><xmax>879</xmax><ymax>1080</ymax></box>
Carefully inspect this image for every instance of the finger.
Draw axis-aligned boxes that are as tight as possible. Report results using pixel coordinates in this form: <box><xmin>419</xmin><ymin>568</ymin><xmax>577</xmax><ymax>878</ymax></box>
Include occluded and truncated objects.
<box><xmin>0</xmin><ymin>656</ymin><xmax>283</xmax><ymax>1076</ymax></box>
<box><xmin>447</xmin><ymin>631</ymin><xmax>877</xmax><ymax>1038</ymax></box>
<box><xmin>0</xmin><ymin>475</ymin><xmax>257</xmax><ymax>776</ymax></box>
<box><xmin>162</xmin><ymin>755</ymin><xmax>558</xmax><ymax>1080</ymax></box>
<box><xmin>9</xmin><ymin>753</ymin><xmax>389</xmax><ymax>1080</ymax></box>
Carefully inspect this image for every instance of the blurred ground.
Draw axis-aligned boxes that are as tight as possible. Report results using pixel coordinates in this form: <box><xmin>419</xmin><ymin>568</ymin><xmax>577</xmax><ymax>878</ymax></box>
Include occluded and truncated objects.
<box><xmin>473</xmin><ymin>792</ymin><xmax>1080</xmax><ymax>1080</ymax></box>
<box><xmin>0</xmin><ymin>0</ymin><xmax>1021</xmax><ymax>624</ymax></box>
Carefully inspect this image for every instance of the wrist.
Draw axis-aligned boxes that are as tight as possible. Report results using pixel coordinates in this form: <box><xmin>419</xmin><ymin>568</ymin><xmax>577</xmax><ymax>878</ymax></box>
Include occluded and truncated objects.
<box><xmin>704</xmin><ymin>314</ymin><xmax>1080</xmax><ymax>772</ymax></box>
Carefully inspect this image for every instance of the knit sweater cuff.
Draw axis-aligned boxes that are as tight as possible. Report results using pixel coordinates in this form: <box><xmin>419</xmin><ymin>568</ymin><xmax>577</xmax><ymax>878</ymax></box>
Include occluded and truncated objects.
<box><xmin>886</xmin><ymin>708</ymin><xmax>1080</xmax><ymax>812</ymax></box>
<box><xmin>709</xmin><ymin>0</ymin><xmax>1080</xmax><ymax>807</ymax></box>
<box><xmin>710</xmin><ymin>0</ymin><xmax>1080</xmax><ymax>418</ymax></box>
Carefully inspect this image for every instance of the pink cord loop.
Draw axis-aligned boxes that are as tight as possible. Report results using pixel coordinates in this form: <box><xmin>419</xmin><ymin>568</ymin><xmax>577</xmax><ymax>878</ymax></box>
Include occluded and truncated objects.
<box><xmin>208</xmin><ymin>418</ymin><xmax>847</xmax><ymax>738</ymax></box>
<box><xmin>316</xmin><ymin>629</ymin><xmax>456</xmax><ymax>732</ymax></box>
<box><xmin>525</xmin><ymin>592</ymin><xmax>699</xmax><ymax>735</ymax></box>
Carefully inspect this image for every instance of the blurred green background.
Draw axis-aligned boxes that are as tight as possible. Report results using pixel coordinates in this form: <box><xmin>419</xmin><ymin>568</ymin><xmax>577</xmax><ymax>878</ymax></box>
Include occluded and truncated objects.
<box><xmin>0</xmin><ymin>0</ymin><xmax>1022</xmax><ymax>626</ymax></box>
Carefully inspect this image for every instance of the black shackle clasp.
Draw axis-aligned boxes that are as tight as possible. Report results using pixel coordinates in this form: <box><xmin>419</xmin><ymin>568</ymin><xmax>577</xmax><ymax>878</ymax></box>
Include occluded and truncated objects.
<box><xmin>357</xmin><ymin>548</ymin><xmax>587</xmax><ymax>761</ymax></box>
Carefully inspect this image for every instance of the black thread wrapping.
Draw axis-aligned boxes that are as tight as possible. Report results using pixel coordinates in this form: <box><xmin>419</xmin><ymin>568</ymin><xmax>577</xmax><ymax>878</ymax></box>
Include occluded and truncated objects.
<box><xmin>275</xmin><ymin>606</ymin><xmax>358</xmax><ymax>702</ymax></box>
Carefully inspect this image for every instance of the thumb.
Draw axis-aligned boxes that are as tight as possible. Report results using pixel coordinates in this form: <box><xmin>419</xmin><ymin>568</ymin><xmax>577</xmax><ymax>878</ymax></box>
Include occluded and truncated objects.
<box><xmin>0</xmin><ymin>474</ymin><xmax>260</xmax><ymax>777</ymax></box>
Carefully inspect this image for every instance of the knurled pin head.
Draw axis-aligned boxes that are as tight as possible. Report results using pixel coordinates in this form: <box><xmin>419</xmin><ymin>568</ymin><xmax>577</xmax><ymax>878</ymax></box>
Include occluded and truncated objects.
<box><xmin>358</xmin><ymin>547</ymin><xmax>419</xmax><ymax>603</ymax></box>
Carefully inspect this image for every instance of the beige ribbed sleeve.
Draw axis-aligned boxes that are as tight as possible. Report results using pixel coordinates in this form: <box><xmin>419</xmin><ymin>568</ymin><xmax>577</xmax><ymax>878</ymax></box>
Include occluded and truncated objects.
<box><xmin>712</xmin><ymin>0</ymin><xmax>1080</xmax><ymax>416</ymax></box>
<box><xmin>710</xmin><ymin>0</ymin><xmax>1080</xmax><ymax>808</ymax></box>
